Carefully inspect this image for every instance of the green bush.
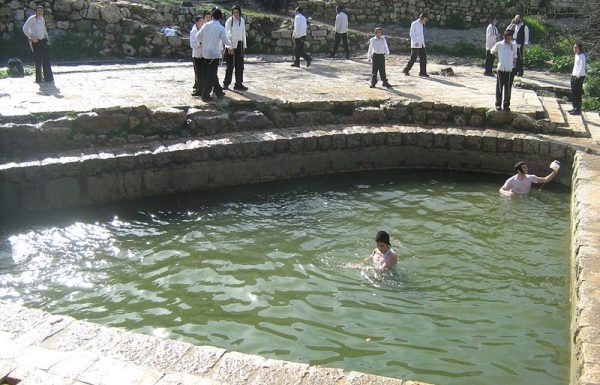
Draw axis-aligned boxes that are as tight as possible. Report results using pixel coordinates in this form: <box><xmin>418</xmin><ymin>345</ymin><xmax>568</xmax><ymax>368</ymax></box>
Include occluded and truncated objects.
<box><xmin>581</xmin><ymin>62</ymin><xmax>600</xmax><ymax>111</ymax></box>
<box><xmin>582</xmin><ymin>96</ymin><xmax>600</xmax><ymax>111</ymax></box>
<box><xmin>553</xmin><ymin>36</ymin><xmax>576</xmax><ymax>56</ymax></box>
<box><xmin>523</xmin><ymin>44</ymin><xmax>552</xmax><ymax>68</ymax></box>
<box><xmin>550</xmin><ymin>55</ymin><xmax>574</xmax><ymax>73</ymax></box>
<box><xmin>523</xmin><ymin>16</ymin><xmax>549</xmax><ymax>44</ymax></box>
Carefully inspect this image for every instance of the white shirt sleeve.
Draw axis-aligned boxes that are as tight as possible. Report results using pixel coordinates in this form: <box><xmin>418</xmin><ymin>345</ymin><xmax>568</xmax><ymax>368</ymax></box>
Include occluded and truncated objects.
<box><xmin>293</xmin><ymin>15</ymin><xmax>299</xmax><ymax>38</ymax></box>
<box><xmin>243</xmin><ymin>19</ymin><xmax>247</xmax><ymax>49</ymax></box>
<box><xmin>383</xmin><ymin>37</ymin><xmax>390</xmax><ymax>57</ymax></box>
<box><xmin>524</xmin><ymin>25</ymin><xmax>530</xmax><ymax>45</ymax></box>
<box><xmin>224</xmin><ymin>18</ymin><xmax>232</xmax><ymax>48</ymax></box>
<box><xmin>367</xmin><ymin>38</ymin><xmax>373</xmax><ymax>60</ymax></box>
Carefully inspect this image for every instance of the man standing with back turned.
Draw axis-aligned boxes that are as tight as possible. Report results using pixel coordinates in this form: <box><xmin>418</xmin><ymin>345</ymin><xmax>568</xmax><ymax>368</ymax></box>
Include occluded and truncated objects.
<box><xmin>403</xmin><ymin>13</ymin><xmax>428</xmax><ymax>77</ymax></box>
<box><xmin>491</xmin><ymin>30</ymin><xmax>517</xmax><ymax>111</ymax></box>
<box><xmin>197</xmin><ymin>8</ymin><xmax>231</xmax><ymax>101</ymax></box>
<box><xmin>22</xmin><ymin>6</ymin><xmax>54</xmax><ymax>83</ymax></box>
<box><xmin>291</xmin><ymin>7</ymin><xmax>312</xmax><ymax>68</ymax></box>
<box><xmin>330</xmin><ymin>5</ymin><xmax>350</xmax><ymax>59</ymax></box>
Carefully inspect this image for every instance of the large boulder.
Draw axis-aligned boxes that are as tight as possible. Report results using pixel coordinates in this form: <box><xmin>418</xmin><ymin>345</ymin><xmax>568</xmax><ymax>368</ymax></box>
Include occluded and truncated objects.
<box><xmin>100</xmin><ymin>4</ymin><xmax>123</xmax><ymax>24</ymax></box>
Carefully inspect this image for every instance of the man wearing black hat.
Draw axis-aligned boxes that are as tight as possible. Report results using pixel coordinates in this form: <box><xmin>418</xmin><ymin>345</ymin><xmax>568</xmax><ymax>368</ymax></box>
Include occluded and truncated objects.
<box><xmin>491</xmin><ymin>30</ymin><xmax>517</xmax><ymax>111</ymax></box>
<box><xmin>196</xmin><ymin>8</ymin><xmax>231</xmax><ymax>101</ymax></box>
<box><xmin>223</xmin><ymin>5</ymin><xmax>248</xmax><ymax>91</ymax></box>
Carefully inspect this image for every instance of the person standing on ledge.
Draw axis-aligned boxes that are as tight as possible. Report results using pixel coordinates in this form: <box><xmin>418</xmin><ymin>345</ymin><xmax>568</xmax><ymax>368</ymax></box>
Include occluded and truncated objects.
<box><xmin>491</xmin><ymin>30</ymin><xmax>517</xmax><ymax>112</ymax></box>
<box><xmin>196</xmin><ymin>8</ymin><xmax>231</xmax><ymax>102</ymax></box>
<box><xmin>22</xmin><ymin>5</ymin><xmax>54</xmax><ymax>83</ymax></box>
<box><xmin>484</xmin><ymin>16</ymin><xmax>500</xmax><ymax>76</ymax></box>
<box><xmin>508</xmin><ymin>14</ymin><xmax>529</xmax><ymax>77</ymax></box>
<box><xmin>499</xmin><ymin>160</ymin><xmax>560</xmax><ymax>197</ymax></box>
<box><xmin>330</xmin><ymin>5</ymin><xmax>350</xmax><ymax>59</ymax></box>
<box><xmin>569</xmin><ymin>43</ymin><xmax>586</xmax><ymax>116</ymax></box>
<box><xmin>367</xmin><ymin>27</ymin><xmax>392</xmax><ymax>89</ymax></box>
<box><xmin>403</xmin><ymin>13</ymin><xmax>428</xmax><ymax>77</ymax></box>
<box><xmin>189</xmin><ymin>15</ymin><xmax>204</xmax><ymax>96</ymax></box>
<box><xmin>223</xmin><ymin>5</ymin><xmax>248</xmax><ymax>91</ymax></box>
<box><xmin>291</xmin><ymin>7</ymin><xmax>312</xmax><ymax>68</ymax></box>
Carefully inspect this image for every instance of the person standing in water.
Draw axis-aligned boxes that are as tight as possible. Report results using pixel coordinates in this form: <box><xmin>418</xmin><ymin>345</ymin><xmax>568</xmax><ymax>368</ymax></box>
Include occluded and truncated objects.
<box><xmin>499</xmin><ymin>160</ymin><xmax>560</xmax><ymax>197</ymax></box>
<box><xmin>362</xmin><ymin>230</ymin><xmax>398</xmax><ymax>269</ymax></box>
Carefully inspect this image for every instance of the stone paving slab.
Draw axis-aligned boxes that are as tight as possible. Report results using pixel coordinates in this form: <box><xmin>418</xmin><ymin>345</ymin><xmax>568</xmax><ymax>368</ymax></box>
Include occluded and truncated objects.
<box><xmin>540</xmin><ymin>95</ymin><xmax>566</xmax><ymax>125</ymax></box>
<box><xmin>0</xmin><ymin>57</ymin><xmax>551</xmax><ymax>118</ymax></box>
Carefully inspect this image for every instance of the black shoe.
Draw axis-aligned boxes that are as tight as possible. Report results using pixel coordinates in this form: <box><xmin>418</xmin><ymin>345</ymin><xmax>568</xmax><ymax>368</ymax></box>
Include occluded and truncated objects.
<box><xmin>403</xmin><ymin>69</ymin><xmax>409</xmax><ymax>76</ymax></box>
<box><xmin>419</xmin><ymin>73</ymin><xmax>430</xmax><ymax>77</ymax></box>
<box><xmin>191</xmin><ymin>91</ymin><xmax>202</xmax><ymax>96</ymax></box>
<box><xmin>222</xmin><ymin>83</ymin><xmax>230</xmax><ymax>90</ymax></box>
<box><xmin>567</xmin><ymin>108</ymin><xmax>575</xmax><ymax>113</ymax></box>
<box><xmin>215</xmin><ymin>92</ymin><xmax>225</xmax><ymax>99</ymax></box>
<box><xmin>570</xmin><ymin>109</ymin><xmax>581</xmax><ymax>115</ymax></box>
<box><xmin>233</xmin><ymin>84</ymin><xmax>248</xmax><ymax>91</ymax></box>
<box><xmin>202</xmin><ymin>96</ymin><xmax>213</xmax><ymax>102</ymax></box>
<box><xmin>291</xmin><ymin>63</ymin><xmax>300</xmax><ymax>67</ymax></box>
<box><xmin>370</xmin><ymin>84</ymin><xmax>376</xmax><ymax>88</ymax></box>
<box><xmin>484</xmin><ymin>72</ymin><xmax>494</xmax><ymax>76</ymax></box>
<box><xmin>306</xmin><ymin>57</ymin><xmax>312</xmax><ymax>67</ymax></box>
<box><xmin>345</xmin><ymin>54</ymin><xmax>350</xmax><ymax>59</ymax></box>
<box><xmin>329</xmin><ymin>53</ymin><xmax>335</xmax><ymax>58</ymax></box>
<box><xmin>503</xmin><ymin>107</ymin><xmax>511</xmax><ymax>112</ymax></box>
<box><xmin>382</xmin><ymin>82</ymin><xmax>393</xmax><ymax>88</ymax></box>
<box><xmin>495</xmin><ymin>106</ymin><xmax>501</xmax><ymax>111</ymax></box>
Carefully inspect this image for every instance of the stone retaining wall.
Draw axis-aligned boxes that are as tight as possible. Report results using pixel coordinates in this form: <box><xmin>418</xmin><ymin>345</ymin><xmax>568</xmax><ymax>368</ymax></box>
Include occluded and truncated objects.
<box><xmin>0</xmin><ymin>124</ymin><xmax>576</xmax><ymax>217</ymax></box>
<box><xmin>0</xmin><ymin>0</ymin><xmax>404</xmax><ymax>59</ymax></box>
<box><xmin>296</xmin><ymin>0</ymin><xmax>582</xmax><ymax>27</ymax></box>
<box><xmin>0</xmin><ymin>100</ymin><xmax>584</xmax><ymax>162</ymax></box>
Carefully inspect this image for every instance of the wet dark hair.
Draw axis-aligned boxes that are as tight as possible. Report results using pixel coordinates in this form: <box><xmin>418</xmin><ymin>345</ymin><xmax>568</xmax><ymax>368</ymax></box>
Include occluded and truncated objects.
<box><xmin>575</xmin><ymin>43</ymin><xmax>583</xmax><ymax>52</ymax></box>
<box><xmin>514</xmin><ymin>161</ymin><xmax>527</xmax><ymax>173</ymax></box>
<box><xmin>295</xmin><ymin>7</ymin><xmax>303</xmax><ymax>13</ymax></box>
<box><xmin>504</xmin><ymin>29</ymin><xmax>514</xmax><ymax>37</ymax></box>
<box><xmin>194</xmin><ymin>15</ymin><xmax>202</xmax><ymax>22</ymax></box>
<box><xmin>375</xmin><ymin>231</ymin><xmax>391</xmax><ymax>246</ymax></box>
<box><xmin>211</xmin><ymin>8</ymin><xmax>223</xmax><ymax>20</ymax></box>
<box><xmin>488</xmin><ymin>16</ymin><xmax>495</xmax><ymax>24</ymax></box>
<box><xmin>336</xmin><ymin>5</ymin><xmax>344</xmax><ymax>12</ymax></box>
<box><xmin>419</xmin><ymin>13</ymin><xmax>427</xmax><ymax>20</ymax></box>
<box><xmin>202</xmin><ymin>10</ymin><xmax>211</xmax><ymax>17</ymax></box>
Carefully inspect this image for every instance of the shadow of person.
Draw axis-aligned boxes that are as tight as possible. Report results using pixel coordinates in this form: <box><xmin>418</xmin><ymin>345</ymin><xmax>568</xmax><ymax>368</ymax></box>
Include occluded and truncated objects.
<box><xmin>37</xmin><ymin>82</ymin><xmax>63</xmax><ymax>98</ymax></box>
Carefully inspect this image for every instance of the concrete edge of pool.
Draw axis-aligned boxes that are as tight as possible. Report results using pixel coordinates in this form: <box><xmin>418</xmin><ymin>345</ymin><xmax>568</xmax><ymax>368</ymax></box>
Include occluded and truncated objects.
<box><xmin>0</xmin><ymin>128</ymin><xmax>599</xmax><ymax>385</ymax></box>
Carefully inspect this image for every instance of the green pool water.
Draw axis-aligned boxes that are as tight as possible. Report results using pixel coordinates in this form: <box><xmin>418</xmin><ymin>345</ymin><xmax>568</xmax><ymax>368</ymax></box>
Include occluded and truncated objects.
<box><xmin>0</xmin><ymin>170</ymin><xmax>570</xmax><ymax>385</ymax></box>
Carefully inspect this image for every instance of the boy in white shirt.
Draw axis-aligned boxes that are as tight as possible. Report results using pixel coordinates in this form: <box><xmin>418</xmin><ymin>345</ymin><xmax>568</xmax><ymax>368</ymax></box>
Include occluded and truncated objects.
<box><xmin>491</xmin><ymin>30</ymin><xmax>517</xmax><ymax>111</ymax></box>
<box><xmin>22</xmin><ymin>6</ymin><xmax>53</xmax><ymax>83</ymax></box>
<box><xmin>484</xmin><ymin>16</ymin><xmax>499</xmax><ymax>76</ymax></box>
<box><xmin>403</xmin><ymin>13</ymin><xmax>428</xmax><ymax>77</ymax></box>
<box><xmin>569</xmin><ymin>43</ymin><xmax>586</xmax><ymax>115</ymax></box>
<box><xmin>367</xmin><ymin>27</ymin><xmax>392</xmax><ymax>89</ymax></box>
<box><xmin>291</xmin><ymin>7</ymin><xmax>312</xmax><ymax>68</ymax></box>
<box><xmin>330</xmin><ymin>5</ymin><xmax>350</xmax><ymax>59</ymax></box>
<box><xmin>189</xmin><ymin>15</ymin><xmax>204</xmax><ymax>96</ymax></box>
<box><xmin>223</xmin><ymin>5</ymin><xmax>248</xmax><ymax>91</ymax></box>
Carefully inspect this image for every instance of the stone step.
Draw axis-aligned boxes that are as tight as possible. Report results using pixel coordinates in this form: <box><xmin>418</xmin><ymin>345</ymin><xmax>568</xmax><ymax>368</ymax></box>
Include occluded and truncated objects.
<box><xmin>539</xmin><ymin>95</ymin><xmax>566</xmax><ymax>126</ymax></box>
<box><xmin>582</xmin><ymin>111</ymin><xmax>600</xmax><ymax>143</ymax></box>
<box><xmin>560</xmin><ymin>102</ymin><xmax>588</xmax><ymax>136</ymax></box>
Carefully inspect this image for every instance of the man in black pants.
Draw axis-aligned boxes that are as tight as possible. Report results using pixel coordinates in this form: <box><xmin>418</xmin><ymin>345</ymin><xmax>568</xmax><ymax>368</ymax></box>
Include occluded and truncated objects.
<box><xmin>22</xmin><ymin>6</ymin><xmax>54</xmax><ymax>83</ymax></box>
<box><xmin>197</xmin><ymin>8</ymin><xmax>231</xmax><ymax>101</ymax></box>
<box><xmin>403</xmin><ymin>13</ymin><xmax>428</xmax><ymax>77</ymax></box>
<box><xmin>491</xmin><ymin>30</ymin><xmax>517</xmax><ymax>111</ymax></box>
<box><xmin>223</xmin><ymin>5</ymin><xmax>248</xmax><ymax>91</ymax></box>
<box><xmin>291</xmin><ymin>7</ymin><xmax>312</xmax><ymax>68</ymax></box>
<box><xmin>569</xmin><ymin>43</ymin><xmax>586</xmax><ymax>115</ymax></box>
<box><xmin>330</xmin><ymin>5</ymin><xmax>350</xmax><ymax>59</ymax></box>
<box><xmin>509</xmin><ymin>14</ymin><xmax>529</xmax><ymax>77</ymax></box>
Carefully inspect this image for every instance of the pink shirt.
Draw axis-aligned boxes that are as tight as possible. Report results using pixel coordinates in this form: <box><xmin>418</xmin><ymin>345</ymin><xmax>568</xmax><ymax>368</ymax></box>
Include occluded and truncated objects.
<box><xmin>371</xmin><ymin>248</ymin><xmax>398</xmax><ymax>269</ymax></box>
<box><xmin>502</xmin><ymin>174</ymin><xmax>539</xmax><ymax>195</ymax></box>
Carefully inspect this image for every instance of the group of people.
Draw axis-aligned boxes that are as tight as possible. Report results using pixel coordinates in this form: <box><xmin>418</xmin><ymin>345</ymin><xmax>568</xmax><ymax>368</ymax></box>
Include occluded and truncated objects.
<box><xmin>189</xmin><ymin>5</ymin><xmax>249</xmax><ymax>101</ymax></box>
<box><xmin>366</xmin><ymin>158</ymin><xmax>561</xmax><ymax>270</ymax></box>
<box><xmin>484</xmin><ymin>14</ymin><xmax>587</xmax><ymax>114</ymax></box>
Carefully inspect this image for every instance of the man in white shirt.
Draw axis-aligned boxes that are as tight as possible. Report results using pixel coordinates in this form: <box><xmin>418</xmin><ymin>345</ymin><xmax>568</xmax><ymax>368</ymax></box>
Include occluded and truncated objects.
<box><xmin>329</xmin><ymin>5</ymin><xmax>350</xmax><ymax>59</ymax></box>
<box><xmin>491</xmin><ymin>30</ymin><xmax>517</xmax><ymax>111</ymax></box>
<box><xmin>403</xmin><ymin>13</ymin><xmax>428</xmax><ymax>77</ymax></box>
<box><xmin>484</xmin><ymin>16</ymin><xmax>499</xmax><ymax>76</ymax></box>
<box><xmin>196</xmin><ymin>8</ymin><xmax>231</xmax><ymax>101</ymax></box>
<box><xmin>22</xmin><ymin>6</ymin><xmax>54</xmax><ymax>83</ymax></box>
<box><xmin>190</xmin><ymin>15</ymin><xmax>204</xmax><ymax>96</ymax></box>
<box><xmin>223</xmin><ymin>5</ymin><xmax>248</xmax><ymax>91</ymax></box>
<box><xmin>291</xmin><ymin>7</ymin><xmax>312</xmax><ymax>68</ymax></box>
<box><xmin>509</xmin><ymin>14</ymin><xmax>529</xmax><ymax>76</ymax></box>
<box><xmin>499</xmin><ymin>161</ymin><xmax>559</xmax><ymax>197</ymax></box>
<box><xmin>367</xmin><ymin>27</ymin><xmax>392</xmax><ymax>88</ymax></box>
<box><xmin>569</xmin><ymin>43</ymin><xmax>586</xmax><ymax>115</ymax></box>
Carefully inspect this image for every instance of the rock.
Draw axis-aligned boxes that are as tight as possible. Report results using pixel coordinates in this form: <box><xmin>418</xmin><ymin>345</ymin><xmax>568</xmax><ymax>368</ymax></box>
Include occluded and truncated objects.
<box><xmin>53</xmin><ymin>0</ymin><xmax>72</xmax><ymax>13</ymax></box>
<box><xmin>166</xmin><ymin>36</ymin><xmax>182</xmax><ymax>47</ymax></box>
<box><xmin>82</xmin><ymin>4</ymin><xmax>100</xmax><ymax>20</ymax></box>
<box><xmin>74</xmin><ymin>112</ymin><xmax>130</xmax><ymax>135</ymax></box>
<box><xmin>231</xmin><ymin>111</ymin><xmax>273</xmax><ymax>131</ymax></box>
<box><xmin>486</xmin><ymin>109</ymin><xmax>513</xmax><ymax>126</ymax></box>
<box><xmin>441</xmin><ymin>67</ymin><xmax>454</xmax><ymax>76</ymax></box>
<box><xmin>100</xmin><ymin>4</ymin><xmax>123</xmax><ymax>24</ymax></box>
<box><xmin>511</xmin><ymin>114</ymin><xmax>538</xmax><ymax>131</ymax></box>
<box><xmin>352</xmin><ymin>107</ymin><xmax>386</xmax><ymax>124</ymax></box>
<box><xmin>150</xmin><ymin>107</ymin><xmax>186</xmax><ymax>134</ymax></box>
<box><xmin>14</xmin><ymin>9</ymin><xmax>25</xmax><ymax>21</ymax></box>
<box><xmin>56</xmin><ymin>21</ymin><xmax>69</xmax><ymax>29</ymax></box>
<box><xmin>122</xmin><ymin>43</ymin><xmax>136</xmax><ymax>56</ymax></box>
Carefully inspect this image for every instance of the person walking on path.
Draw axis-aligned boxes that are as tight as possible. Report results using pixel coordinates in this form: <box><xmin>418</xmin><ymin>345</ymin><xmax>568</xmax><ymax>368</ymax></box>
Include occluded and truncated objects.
<box><xmin>484</xmin><ymin>16</ymin><xmax>500</xmax><ymax>76</ymax></box>
<box><xmin>569</xmin><ymin>43</ymin><xmax>586</xmax><ymax>115</ymax></box>
<box><xmin>196</xmin><ymin>8</ymin><xmax>231</xmax><ymax>101</ymax></box>
<box><xmin>330</xmin><ymin>5</ymin><xmax>350</xmax><ymax>59</ymax></box>
<box><xmin>367</xmin><ymin>27</ymin><xmax>392</xmax><ymax>89</ymax></box>
<box><xmin>491</xmin><ymin>30</ymin><xmax>518</xmax><ymax>111</ymax></box>
<box><xmin>291</xmin><ymin>7</ymin><xmax>312</xmax><ymax>68</ymax></box>
<box><xmin>22</xmin><ymin>6</ymin><xmax>54</xmax><ymax>83</ymax></box>
<box><xmin>223</xmin><ymin>5</ymin><xmax>248</xmax><ymax>91</ymax></box>
<box><xmin>190</xmin><ymin>15</ymin><xmax>205</xmax><ymax>96</ymax></box>
<box><xmin>403</xmin><ymin>13</ymin><xmax>428</xmax><ymax>77</ymax></box>
<box><xmin>508</xmin><ymin>15</ymin><xmax>529</xmax><ymax>77</ymax></box>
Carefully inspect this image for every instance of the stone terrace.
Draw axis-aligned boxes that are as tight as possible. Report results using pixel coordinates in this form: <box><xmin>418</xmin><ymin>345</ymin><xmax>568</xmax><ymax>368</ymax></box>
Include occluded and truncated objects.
<box><xmin>1</xmin><ymin>56</ymin><xmax>600</xmax><ymax>385</ymax></box>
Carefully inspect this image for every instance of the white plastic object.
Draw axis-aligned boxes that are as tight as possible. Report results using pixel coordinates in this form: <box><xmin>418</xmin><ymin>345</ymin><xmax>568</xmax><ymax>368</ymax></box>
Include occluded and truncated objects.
<box><xmin>550</xmin><ymin>160</ymin><xmax>561</xmax><ymax>171</ymax></box>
